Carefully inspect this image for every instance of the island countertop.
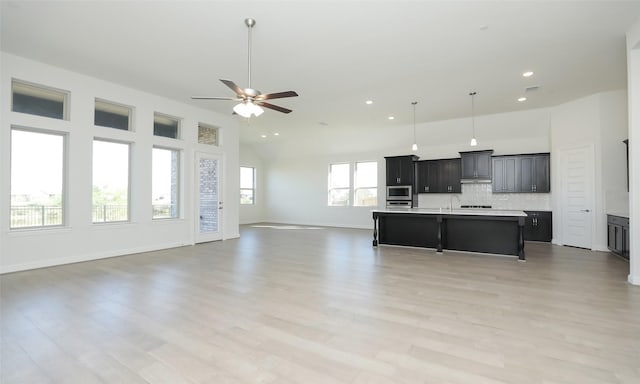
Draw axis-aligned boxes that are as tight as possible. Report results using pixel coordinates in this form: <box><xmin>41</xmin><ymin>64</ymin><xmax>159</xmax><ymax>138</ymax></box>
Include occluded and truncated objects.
<box><xmin>372</xmin><ymin>207</ymin><xmax>527</xmax><ymax>217</ymax></box>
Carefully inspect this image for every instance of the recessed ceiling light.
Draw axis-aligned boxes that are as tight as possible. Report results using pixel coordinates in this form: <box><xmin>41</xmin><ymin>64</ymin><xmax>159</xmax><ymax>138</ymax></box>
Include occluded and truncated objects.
<box><xmin>274</xmin><ymin>132</ymin><xmax>279</xmax><ymax>136</ymax></box>
<box><xmin>518</xmin><ymin>97</ymin><xmax>527</xmax><ymax>102</ymax></box>
<box><xmin>260</xmin><ymin>134</ymin><xmax>267</xmax><ymax>138</ymax></box>
<box><xmin>388</xmin><ymin>116</ymin><xmax>395</xmax><ymax>120</ymax></box>
<box><xmin>523</xmin><ymin>71</ymin><xmax>534</xmax><ymax>77</ymax></box>
<box><xmin>365</xmin><ymin>100</ymin><xmax>373</xmax><ymax>105</ymax></box>
<box><xmin>479</xmin><ymin>24</ymin><xmax>489</xmax><ymax>31</ymax></box>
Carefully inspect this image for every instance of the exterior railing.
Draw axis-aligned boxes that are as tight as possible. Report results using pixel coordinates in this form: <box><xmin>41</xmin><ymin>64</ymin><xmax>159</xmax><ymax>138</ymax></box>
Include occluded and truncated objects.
<box><xmin>92</xmin><ymin>205</ymin><xmax>128</xmax><ymax>223</ymax></box>
<box><xmin>152</xmin><ymin>204</ymin><xmax>177</xmax><ymax>219</ymax></box>
<box><xmin>10</xmin><ymin>206</ymin><xmax>63</xmax><ymax>228</ymax></box>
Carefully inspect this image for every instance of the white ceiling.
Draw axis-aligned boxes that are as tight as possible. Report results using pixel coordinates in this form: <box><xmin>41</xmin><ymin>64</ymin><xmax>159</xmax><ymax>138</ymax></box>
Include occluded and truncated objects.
<box><xmin>2</xmin><ymin>1</ymin><xmax>639</xmax><ymax>159</ymax></box>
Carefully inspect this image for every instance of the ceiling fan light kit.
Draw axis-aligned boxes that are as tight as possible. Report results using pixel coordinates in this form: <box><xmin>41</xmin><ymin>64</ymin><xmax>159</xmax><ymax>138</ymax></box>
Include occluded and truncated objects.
<box><xmin>191</xmin><ymin>18</ymin><xmax>298</xmax><ymax>117</ymax></box>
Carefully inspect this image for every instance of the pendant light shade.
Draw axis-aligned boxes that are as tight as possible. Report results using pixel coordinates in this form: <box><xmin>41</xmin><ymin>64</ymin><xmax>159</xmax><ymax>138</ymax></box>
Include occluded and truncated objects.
<box><xmin>411</xmin><ymin>101</ymin><xmax>418</xmax><ymax>151</ymax></box>
<box><xmin>469</xmin><ymin>91</ymin><xmax>478</xmax><ymax>146</ymax></box>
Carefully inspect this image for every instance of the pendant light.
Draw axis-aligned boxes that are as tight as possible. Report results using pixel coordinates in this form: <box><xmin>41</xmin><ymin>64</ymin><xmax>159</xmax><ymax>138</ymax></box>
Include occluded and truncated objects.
<box><xmin>469</xmin><ymin>91</ymin><xmax>478</xmax><ymax>146</ymax></box>
<box><xmin>411</xmin><ymin>101</ymin><xmax>418</xmax><ymax>151</ymax></box>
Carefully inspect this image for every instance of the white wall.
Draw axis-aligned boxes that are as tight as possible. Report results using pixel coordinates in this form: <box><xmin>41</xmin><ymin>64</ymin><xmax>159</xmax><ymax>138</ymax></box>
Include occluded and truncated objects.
<box><xmin>0</xmin><ymin>52</ymin><xmax>240</xmax><ymax>273</ymax></box>
<box><xmin>265</xmin><ymin>108</ymin><xmax>552</xmax><ymax>229</ymax></box>
<box><xmin>550</xmin><ymin>90</ymin><xmax>628</xmax><ymax>251</ymax></box>
<box><xmin>239</xmin><ymin>144</ymin><xmax>266</xmax><ymax>224</ymax></box>
<box><xmin>627</xmin><ymin>18</ymin><xmax>640</xmax><ymax>285</ymax></box>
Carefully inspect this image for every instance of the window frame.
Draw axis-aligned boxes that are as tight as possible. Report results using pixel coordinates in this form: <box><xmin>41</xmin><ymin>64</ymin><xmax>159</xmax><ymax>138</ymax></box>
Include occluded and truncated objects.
<box><xmin>153</xmin><ymin>112</ymin><xmax>181</xmax><ymax>140</ymax></box>
<box><xmin>240</xmin><ymin>166</ymin><xmax>256</xmax><ymax>205</ymax></box>
<box><xmin>328</xmin><ymin>162</ymin><xmax>351</xmax><ymax>207</ymax></box>
<box><xmin>11</xmin><ymin>79</ymin><xmax>70</xmax><ymax>121</ymax></box>
<box><xmin>353</xmin><ymin>161</ymin><xmax>378</xmax><ymax>207</ymax></box>
<box><xmin>9</xmin><ymin>126</ymin><xmax>68</xmax><ymax>230</ymax></box>
<box><xmin>94</xmin><ymin>98</ymin><xmax>133</xmax><ymax>131</ymax></box>
<box><xmin>91</xmin><ymin>138</ymin><xmax>132</xmax><ymax>224</ymax></box>
<box><xmin>328</xmin><ymin>161</ymin><xmax>378</xmax><ymax>207</ymax></box>
<box><xmin>152</xmin><ymin>146</ymin><xmax>181</xmax><ymax>220</ymax></box>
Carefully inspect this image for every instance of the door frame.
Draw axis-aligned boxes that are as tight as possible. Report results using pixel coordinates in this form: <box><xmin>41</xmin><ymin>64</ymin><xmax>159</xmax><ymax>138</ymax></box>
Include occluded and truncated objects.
<box><xmin>558</xmin><ymin>144</ymin><xmax>596</xmax><ymax>249</ymax></box>
<box><xmin>194</xmin><ymin>151</ymin><xmax>224</xmax><ymax>244</ymax></box>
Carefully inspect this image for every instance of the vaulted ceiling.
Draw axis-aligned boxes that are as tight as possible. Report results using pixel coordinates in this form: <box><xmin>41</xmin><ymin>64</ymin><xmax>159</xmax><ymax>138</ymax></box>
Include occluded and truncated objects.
<box><xmin>2</xmin><ymin>1</ymin><xmax>639</xmax><ymax>159</ymax></box>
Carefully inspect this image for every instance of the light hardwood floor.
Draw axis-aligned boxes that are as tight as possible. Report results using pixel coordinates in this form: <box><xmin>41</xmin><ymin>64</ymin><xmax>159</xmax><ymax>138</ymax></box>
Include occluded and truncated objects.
<box><xmin>1</xmin><ymin>224</ymin><xmax>639</xmax><ymax>383</ymax></box>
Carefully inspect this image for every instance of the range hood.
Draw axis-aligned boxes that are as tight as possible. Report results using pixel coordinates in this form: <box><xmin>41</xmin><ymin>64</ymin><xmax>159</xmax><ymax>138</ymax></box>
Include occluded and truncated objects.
<box><xmin>460</xmin><ymin>177</ymin><xmax>492</xmax><ymax>184</ymax></box>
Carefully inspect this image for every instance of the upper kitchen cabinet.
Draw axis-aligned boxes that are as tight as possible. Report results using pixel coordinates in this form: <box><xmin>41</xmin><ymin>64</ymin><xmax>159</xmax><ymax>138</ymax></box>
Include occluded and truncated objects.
<box><xmin>385</xmin><ymin>155</ymin><xmax>419</xmax><ymax>186</ymax></box>
<box><xmin>438</xmin><ymin>158</ymin><xmax>462</xmax><ymax>193</ymax></box>
<box><xmin>492</xmin><ymin>156</ymin><xmax>517</xmax><ymax>193</ymax></box>
<box><xmin>416</xmin><ymin>160</ymin><xmax>440</xmax><ymax>193</ymax></box>
<box><xmin>518</xmin><ymin>154</ymin><xmax>550</xmax><ymax>193</ymax></box>
<box><xmin>460</xmin><ymin>150</ymin><xmax>493</xmax><ymax>182</ymax></box>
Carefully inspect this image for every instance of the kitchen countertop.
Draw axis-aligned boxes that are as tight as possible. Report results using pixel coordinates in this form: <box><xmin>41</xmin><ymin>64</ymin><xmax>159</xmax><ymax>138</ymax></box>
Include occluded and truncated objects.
<box><xmin>607</xmin><ymin>211</ymin><xmax>629</xmax><ymax>218</ymax></box>
<box><xmin>372</xmin><ymin>207</ymin><xmax>527</xmax><ymax>217</ymax></box>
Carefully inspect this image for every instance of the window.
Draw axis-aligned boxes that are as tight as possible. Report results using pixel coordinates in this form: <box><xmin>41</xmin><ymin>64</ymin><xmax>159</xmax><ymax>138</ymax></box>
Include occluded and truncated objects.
<box><xmin>92</xmin><ymin>139</ymin><xmax>130</xmax><ymax>223</ymax></box>
<box><xmin>328</xmin><ymin>163</ymin><xmax>350</xmax><ymax>206</ymax></box>
<box><xmin>94</xmin><ymin>99</ymin><xmax>132</xmax><ymax>131</ymax></box>
<box><xmin>354</xmin><ymin>161</ymin><xmax>378</xmax><ymax>206</ymax></box>
<box><xmin>154</xmin><ymin>113</ymin><xmax>180</xmax><ymax>139</ymax></box>
<box><xmin>152</xmin><ymin>147</ymin><xmax>180</xmax><ymax>219</ymax></box>
<box><xmin>10</xmin><ymin>128</ymin><xmax>65</xmax><ymax>228</ymax></box>
<box><xmin>198</xmin><ymin>123</ymin><xmax>219</xmax><ymax>145</ymax></box>
<box><xmin>240</xmin><ymin>167</ymin><xmax>255</xmax><ymax>205</ymax></box>
<box><xmin>12</xmin><ymin>79</ymin><xmax>69</xmax><ymax>120</ymax></box>
<box><xmin>328</xmin><ymin>161</ymin><xmax>378</xmax><ymax>207</ymax></box>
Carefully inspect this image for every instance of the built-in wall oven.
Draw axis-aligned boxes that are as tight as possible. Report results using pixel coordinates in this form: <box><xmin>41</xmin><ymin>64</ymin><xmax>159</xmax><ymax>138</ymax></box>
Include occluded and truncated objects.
<box><xmin>386</xmin><ymin>185</ymin><xmax>413</xmax><ymax>208</ymax></box>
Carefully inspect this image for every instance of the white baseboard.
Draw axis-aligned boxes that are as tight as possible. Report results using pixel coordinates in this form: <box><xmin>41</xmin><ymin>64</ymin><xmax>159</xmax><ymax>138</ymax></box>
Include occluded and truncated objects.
<box><xmin>0</xmin><ymin>241</ymin><xmax>191</xmax><ymax>274</ymax></box>
<box><xmin>628</xmin><ymin>274</ymin><xmax>640</xmax><ymax>286</ymax></box>
<box><xmin>260</xmin><ymin>220</ymin><xmax>373</xmax><ymax>230</ymax></box>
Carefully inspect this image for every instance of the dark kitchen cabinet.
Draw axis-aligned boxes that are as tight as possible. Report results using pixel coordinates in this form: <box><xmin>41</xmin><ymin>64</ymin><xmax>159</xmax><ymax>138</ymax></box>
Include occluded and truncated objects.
<box><xmin>518</xmin><ymin>154</ymin><xmax>550</xmax><ymax>193</ymax></box>
<box><xmin>460</xmin><ymin>150</ymin><xmax>493</xmax><ymax>181</ymax></box>
<box><xmin>523</xmin><ymin>211</ymin><xmax>552</xmax><ymax>242</ymax></box>
<box><xmin>416</xmin><ymin>160</ymin><xmax>440</xmax><ymax>193</ymax></box>
<box><xmin>416</xmin><ymin>158</ymin><xmax>461</xmax><ymax>193</ymax></box>
<box><xmin>492</xmin><ymin>156</ymin><xmax>517</xmax><ymax>193</ymax></box>
<box><xmin>607</xmin><ymin>214</ymin><xmax>629</xmax><ymax>260</ymax></box>
<box><xmin>438</xmin><ymin>158</ymin><xmax>462</xmax><ymax>193</ymax></box>
<box><xmin>385</xmin><ymin>155</ymin><xmax>418</xmax><ymax>186</ymax></box>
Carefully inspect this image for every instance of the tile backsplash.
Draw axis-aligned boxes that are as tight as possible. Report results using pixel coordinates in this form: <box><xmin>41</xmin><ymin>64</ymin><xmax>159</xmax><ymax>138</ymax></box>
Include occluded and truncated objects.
<box><xmin>418</xmin><ymin>183</ymin><xmax>552</xmax><ymax>211</ymax></box>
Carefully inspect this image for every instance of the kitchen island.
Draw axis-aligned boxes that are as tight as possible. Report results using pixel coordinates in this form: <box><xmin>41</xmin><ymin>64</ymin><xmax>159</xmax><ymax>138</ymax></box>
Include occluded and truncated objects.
<box><xmin>372</xmin><ymin>208</ymin><xmax>527</xmax><ymax>260</ymax></box>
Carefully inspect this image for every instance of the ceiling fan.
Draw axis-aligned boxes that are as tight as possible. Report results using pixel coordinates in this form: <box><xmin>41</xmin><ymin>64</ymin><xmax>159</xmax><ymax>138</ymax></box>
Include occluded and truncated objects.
<box><xmin>191</xmin><ymin>18</ymin><xmax>298</xmax><ymax>118</ymax></box>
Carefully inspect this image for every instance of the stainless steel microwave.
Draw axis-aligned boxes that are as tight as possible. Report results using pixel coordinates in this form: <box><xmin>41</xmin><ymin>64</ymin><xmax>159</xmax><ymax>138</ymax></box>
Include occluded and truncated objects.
<box><xmin>386</xmin><ymin>185</ymin><xmax>412</xmax><ymax>200</ymax></box>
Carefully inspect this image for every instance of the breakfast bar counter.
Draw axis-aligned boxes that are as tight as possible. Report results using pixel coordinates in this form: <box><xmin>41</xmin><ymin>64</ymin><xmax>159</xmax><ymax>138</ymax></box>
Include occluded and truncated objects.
<box><xmin>372</xmin><ymin>208</ymin><xmax>527</xmax><ymax>260</ymax></box>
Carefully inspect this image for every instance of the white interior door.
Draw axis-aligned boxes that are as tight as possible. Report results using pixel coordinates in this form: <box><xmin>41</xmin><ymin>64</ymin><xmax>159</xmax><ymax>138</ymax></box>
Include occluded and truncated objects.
<box><xmin>561</xmin><ymin>146</ymin><xmax>593</xmax><ymax>249</ymax></box>
<box><xmin>195</xmin><ymin>152</ymin><xmax>223</xmax><ymax>243</ymax></box>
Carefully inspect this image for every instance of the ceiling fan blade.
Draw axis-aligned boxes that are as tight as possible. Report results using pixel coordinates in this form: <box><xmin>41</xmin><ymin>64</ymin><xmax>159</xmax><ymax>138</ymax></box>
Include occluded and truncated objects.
<box><xmin>255</xmin><ymin>91</ymin><xmax>299</xmax><ymax>101</ymax></box>
<box><xmin>220</xmin><ymin>79</ymin><xmax>245</xmax><ymax>97</ymax></box>
<box><xmin>256</xmin><ymin>101</ymin><xmax>292</xmax><ymax>114</ymax></box>
<box><xmin>191</xmin><ymin>96</ymin><xmax>238</xmax><ymax>100</ymax></box>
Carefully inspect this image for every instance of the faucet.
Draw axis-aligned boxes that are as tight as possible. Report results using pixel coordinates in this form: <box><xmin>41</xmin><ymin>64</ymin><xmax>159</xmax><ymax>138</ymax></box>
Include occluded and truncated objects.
<box><xmin>450</xmin><ymin>195</ymin><xmax>461</xmax><ymax>211</ymax></box>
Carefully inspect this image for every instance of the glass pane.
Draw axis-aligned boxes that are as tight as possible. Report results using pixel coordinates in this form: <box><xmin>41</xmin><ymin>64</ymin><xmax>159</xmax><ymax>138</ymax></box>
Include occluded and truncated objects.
<box><xmin>12</xmin><ymin>80</ymin><xmax>67</xmax><ymax>120</ymax></box>
<box><xmin>240</xmin><ymin>189</ymin><xmax>254</xmax><ymax>205</ymax></box>
<box><xmin>10</xmin><ymin>129</ymin><xmax>64</xmax><ymax>228</ymax></box>
<box><xmin>328</xmin><ymin>188</ymin><xmax>350</xmax><ymax>206</ymax></box>
<box><xmin>355</xmin><ymin>161</ymin><xmax>377</xmax><ymax>188</ymax></box>
<box><xmin>355</xmin><ymin>188</ymin><xmax>378</xmax><ymax>206</ymax></box>
<box><xmin>152</xmin><ymin>148</ymin><xmax>179</xmax><ymax>219</ymax></box>
<box><xmin>154</xmin><ymin>113</ymin><xmax>180</xmax><ymax>139</ymax></box>
<box><xmin>95</xmin><ymin>100</ymin><xmax>130</xmax><ymax>130</ymax></box>
<box><xmin>240</xmin><ymin>167</ymin><xmax>254</xmax><ymax>189</ymax></box>
<box><xmin>329</xmin><ymin>163</ymin><xmax>350</xmax><ymax>188</ymax></box>
<box><xmin>93</xmin><ymin>140</ymin><xmax>129</xmax><ymax>222</ymax></box>
<box><xmin>199</xmin><ymin>158</ymin><xmax>219</xmax><ymax>233</ymax></box>
<box><xmin>198</xmin><ymin>124</ymin><xmax>218</xmax><ymax>145</ymax></box>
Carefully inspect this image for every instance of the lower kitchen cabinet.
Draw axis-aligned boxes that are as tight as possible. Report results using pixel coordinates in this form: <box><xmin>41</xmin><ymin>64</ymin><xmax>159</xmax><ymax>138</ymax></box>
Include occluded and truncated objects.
<box><xmin>607</xmin><ymin>214</ymin><xmax>629</xmax><ymax>260</ymax></box>
<box><xmin>523</xmin><ymin>211</ymin><xmax>552</xmax><ymax>242</ymax></box>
